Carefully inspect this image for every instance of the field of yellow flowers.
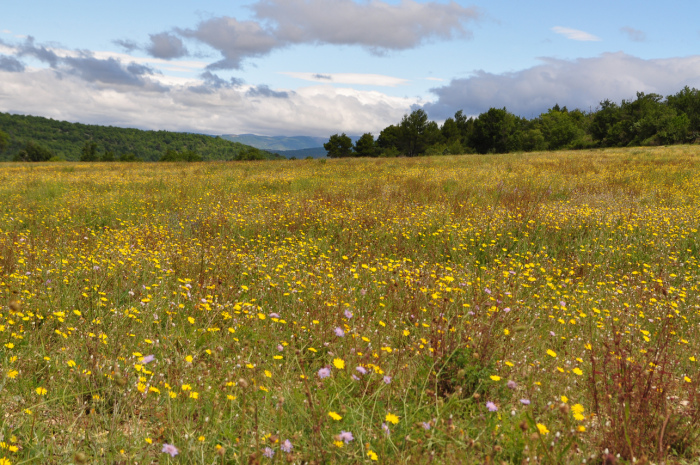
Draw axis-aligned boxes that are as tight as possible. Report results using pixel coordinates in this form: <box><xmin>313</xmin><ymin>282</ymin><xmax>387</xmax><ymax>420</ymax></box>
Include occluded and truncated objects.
<box><xmin>1</xmin><ymin>146</ymin><xmax>699</xmax><ymax>464</ymax></box>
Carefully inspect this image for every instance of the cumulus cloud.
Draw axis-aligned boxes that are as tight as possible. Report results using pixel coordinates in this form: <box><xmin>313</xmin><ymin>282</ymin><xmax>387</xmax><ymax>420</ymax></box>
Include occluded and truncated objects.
<box><xmin>176</xmin><ymin>0</ymin><xmax>478</xmax><ymax>69</ymax></box>
<box><xmin>620</xmin><ymin>26</ymin><xmax>646</xmax><ymax>42</ymax></box>
<box><xmin>0</xmin><ymin>67</ymin><xmax>416</xmax><ymax>136</ymax></box>
<box><xmin>179</xmin><ymin>17</ymin><xmax>281</xmax><ymax>69</ymax></box>
<box><xmin>62</xmin><ymin>55</ymin><xmax>165</xmax><ymax>90</ymax></box>
<box><xmin>11</xmin><ymin>36</ymin><xmax>60</xmax><ymax>67</ymax></box>
<box><xmin>253</xmin><ymin>0</ymin><xmax>479</xmax><ymax>51</ymax></box>
<box><xmin>551</xmin><ymin>26</ymin><xmax>601</xmax><ymax>42</ymax></box>
<box><xmin>423</xmin><ymin>52</ymin><xmax>700</xmax><ymax>119</ymax></box>
<box><xmin>0</xmin><ymin>54</ymin><xmax>24</xmax><ymax>72</ymax></box>
<box><xmin>146</xmin><ymin>32</ymin><xmax>189</xmax><ymax>59</ymax></box>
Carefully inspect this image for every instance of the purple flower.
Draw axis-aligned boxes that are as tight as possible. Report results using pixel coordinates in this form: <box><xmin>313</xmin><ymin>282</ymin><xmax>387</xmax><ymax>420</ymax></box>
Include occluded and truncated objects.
<box><xmin>141</xmin><ymin>354</ymin><xmax>155</xmax><ymax>364</ymax></box>
<box><xmin>334</xmin><ymin>327</ymin><xmax>345</xmax><ymax>337</ymax></box>
<box><xmin>318</xmin><ymin>367</ymin><xmax>331</xmax><ymax>379</ymax></box>
<box><xmin>486</xmin><ymin>401</ymin><xmax>498</xmax><ymax>412</ymax></box>
<box><xmin>382</xmin><ymin>423</ymin><xmax>390</xmax><ymax>436</ymax></box>
<box><xmin>338</xmin><ymin>431</ymin><xmax>354</xmax><ymax>443</ymax></box>
<box><xmin>355</xmin><ymin>366</ymin><xmax>367</xmax><ymax>375</ymax></box>
<box><xmin>507</xmin><ymin>380</ymin><xmax>517</xmax><ymax>390</ymax></box>
<box><xmin>351</xmin><ymin>374</ymin><xmax>360</xmax><ymax>381</ymax></box>
<box><xmin>549</xmin><ymin>331</ymin><xmax>556</xmax><ymax>337</ymax></box>
<box><xmin>559</xmin><ymin>301</ymin><xmax>566</xmax><ymax>308</ymax></box>
<box><xmin>383</xmin><ymin>376</ymin><xmax>392</xmax><ymax>384</ymax></box>
<box><xmin>421</xmin><ymin>422</ymin><xmax>431</xmax><ymax>430</ymax></box>
<box><xmin>162</xmin><ymin>443</ymin><xmax>179</xmax><ymax>457</ymax></box>
<box><xmin>269</xmin><ymin>312</ymin><xmax>280</xmax><ymax>318</ymax></box>
<box><xmin>520</xmin><ymin>399</ymin><xmax>531</xmax><ymax>405</ymax></box>
<box><xmin>503</xmin><ymin>307</ymin><xmax>511</xmax><ymax>313</ymax></box>
<box><xmin>263</xmin><ymin>447</ymin><xmax>274</xmax><ymax>458</ymax></box>
<box><xmin>484</xmin><ymin>287</ymin><xmax>491</xmax><ymax>294</ymax></box>
<box><xmin>281</xmin><ymin>439</ymin><xmax>293</xmax><ymax>453</ymax></box>
<box><xmin>344</xmin><ymin>309</ymin><xmax>353</xmax><ymax>319</ymax></box>
<box><xmin>277</xmin><ymin>344</ymin><xmax>284</xmax><ymax>352</ymax></box>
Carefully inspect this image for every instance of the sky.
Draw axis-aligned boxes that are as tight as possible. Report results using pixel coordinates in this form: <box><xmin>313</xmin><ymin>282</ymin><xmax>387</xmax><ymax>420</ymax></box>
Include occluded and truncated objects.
<box><xmin>1</xmin><ymin>0</ymin><xmax>700</xmax><ymax>137</ymax></box>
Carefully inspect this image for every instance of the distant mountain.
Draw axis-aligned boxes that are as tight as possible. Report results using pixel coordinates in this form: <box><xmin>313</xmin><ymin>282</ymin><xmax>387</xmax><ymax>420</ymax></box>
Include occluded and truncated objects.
<box><xmin>221</xmin><ymin>134</ymin><xmax>328</xmax><ymax>151</ymax></box>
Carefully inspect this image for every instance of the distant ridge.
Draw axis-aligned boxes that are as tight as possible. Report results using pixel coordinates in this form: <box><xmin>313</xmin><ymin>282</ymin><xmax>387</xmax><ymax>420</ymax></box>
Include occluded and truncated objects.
<box><xmin>221</xmin><ymin>134</ymin><xmax>328</xmax><ymax>151</ymax></box>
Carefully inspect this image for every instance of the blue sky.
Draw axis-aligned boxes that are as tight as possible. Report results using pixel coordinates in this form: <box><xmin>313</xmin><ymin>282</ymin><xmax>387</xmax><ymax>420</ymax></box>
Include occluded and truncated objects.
<box><xmin>1</xmin><ymin>0</ymin><xmax>699</xmax><ymax>137</ymax></box>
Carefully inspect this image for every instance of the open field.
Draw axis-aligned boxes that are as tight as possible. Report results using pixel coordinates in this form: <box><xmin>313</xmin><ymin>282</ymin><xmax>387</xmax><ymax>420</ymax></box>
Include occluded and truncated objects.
<box><xmin>1</xmin><ymin>147</ymin><xmax>699</xmax><ymax>464</ymax></box>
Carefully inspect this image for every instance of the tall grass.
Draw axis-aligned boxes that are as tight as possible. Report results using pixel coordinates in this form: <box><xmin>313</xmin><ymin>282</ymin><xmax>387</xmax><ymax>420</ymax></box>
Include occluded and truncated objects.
<box><xmin>0</xmin><ymin>146</ymin><xmax>699</xmax><ymax>464</ymax></box>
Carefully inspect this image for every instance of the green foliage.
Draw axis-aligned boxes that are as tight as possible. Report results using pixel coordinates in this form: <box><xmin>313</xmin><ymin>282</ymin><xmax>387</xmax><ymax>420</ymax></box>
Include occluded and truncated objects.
<box><xmin>13</xmin><ymin>140</ymin><xmax>54</xmax><ymax>162</ymax></box>
<box><xmin>397</xmin><ymin>109</ymin><xmax>443</xmax><ymax>156</ymax></box>
<box><xmin>353</xmin><ymin>133</ymin><xmax>378</xmax><ymax>157</ymax></box>
<box><xmin>80</xmin><ymin>141</ymin><xmax>99</xmax><ymax>162</ymax></box>
<box><xmin>470</xmin><ymin>107</ymin><xmax>523</xmax><ymax>154</ymax></box>
<box><xmin>0</xmin><ymin>129</ymin><xmax>9</xmax><ymax>151</ymax></box>
<box><xmin>231</xmin><ymin>147</ymin><xmax>267</xmax><ymax>161</ymax></box>
<box><xmin>0</xmin><ymin>112</ymin><xmax>260</xmax><ymax>162</ymax></box>
<box><xmin>324</xmin><ymin>133</ymin><xmax>353</xmax><ymax>158</ymax></box>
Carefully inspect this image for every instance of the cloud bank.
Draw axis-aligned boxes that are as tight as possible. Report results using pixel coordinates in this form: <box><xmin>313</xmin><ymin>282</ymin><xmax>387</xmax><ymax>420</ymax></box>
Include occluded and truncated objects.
<box><xmin>424</xmin><ymin>53</ymin><xmax>700</xmax><ymax>119</ymax></box>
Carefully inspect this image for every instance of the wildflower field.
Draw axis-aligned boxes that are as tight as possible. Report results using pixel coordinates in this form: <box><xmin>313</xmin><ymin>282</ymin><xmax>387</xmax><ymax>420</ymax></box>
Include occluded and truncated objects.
<box><xmin>1</xmin><ymin>146</ymin><xmax>699</xmax><ymax>464</ymax></box>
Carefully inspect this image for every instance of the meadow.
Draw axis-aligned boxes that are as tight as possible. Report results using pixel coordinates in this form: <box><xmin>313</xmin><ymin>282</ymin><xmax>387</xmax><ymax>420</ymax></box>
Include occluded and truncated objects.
<box><xmin>0</xmin><ymin>146</ymin><xmax>699</xmax><ymax>464</ymax></box>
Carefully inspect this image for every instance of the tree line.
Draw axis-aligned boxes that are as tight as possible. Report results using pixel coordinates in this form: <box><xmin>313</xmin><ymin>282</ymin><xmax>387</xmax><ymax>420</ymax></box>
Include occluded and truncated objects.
<box><xmin>0</xmin><ymin>112</ymin><xmax>283</xmax><ymax>162</ymax></box>
<box><xmin>324</xmin><ymin>86</ymin><xmax>700</xmax><ymax>157</ymax></box>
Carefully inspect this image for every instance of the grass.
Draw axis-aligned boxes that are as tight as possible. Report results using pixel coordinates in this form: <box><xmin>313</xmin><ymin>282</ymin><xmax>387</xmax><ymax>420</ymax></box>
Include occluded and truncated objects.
<box><xmin>0</xmin><ymin>146</ymin><xmax>699</xmax><ymax>464</ymax></box>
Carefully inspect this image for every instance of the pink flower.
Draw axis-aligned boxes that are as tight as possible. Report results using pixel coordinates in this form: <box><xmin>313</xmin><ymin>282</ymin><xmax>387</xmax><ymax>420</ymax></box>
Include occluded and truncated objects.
<box><xmin>162</xmin><ymin>443</ymin><xmax>179</xmax><ymax>457</ymax></box>
<box><xmin>338</xmin><ymin>431</ymin><xmax>354</xmax><ymax>443</ymax></box>
<box><xmin>141</xmin><ymin>354</ymin><xmax>155</xmax><ymax>364</ymax></box>
<box><xmin>281</xmin><ymin>439</ymin><xmax>293</xmax><ymax>453</ymax></box>
<box><xmin>486</xmin><ymin>401</ymin><xmax>498</xmax><ymax>412</ymax></box>
<box><xmin>334</xmin><ymin>327</ymin><xmax>345</xmax><ymax>337</ymax></box>
<box><xmin>383</xmin><ymin>376</ymin><xmax>392</xmax><ymax>384</ymax></box>
<box><xmin>355</xmin><ymin>366</ymin><xmax>367</xmax><ymax>375</ymax></box>
<box><xmin>344</xmin><ymin>309</ymin><xmax>353</xmax><ymax>319</ymax></box>
<box><xmin>318</xmin><ymin>367</ymin><xmax>331</xmax><ymax>379</ymax></box>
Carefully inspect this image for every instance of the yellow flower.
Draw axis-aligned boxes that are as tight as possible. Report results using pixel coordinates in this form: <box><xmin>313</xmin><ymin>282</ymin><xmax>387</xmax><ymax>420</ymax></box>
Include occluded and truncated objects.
<box><xmin>577</xmin><ymin>425</ymin><xmax>586</xmax><ymax>432</ymax></box>
<box><xmin>684</xmin><ymin>376</ymin><xmax>692</xmax><ymax>383</ymax></box>
<box><xmin>185</xmin><ymin>355</ymin><xmax>193</xmax><ymax>363</ymax></box>
<box><xmin>198</xmin><ymin>436</ymin><xmax>205</xmax><ymax>442</ymax></box>
<box><xmin>333</xmin><ymin>358</ymin><xmax>345</xmax><ymax>370</ymax></box>
<box><xmin>328</xmin><ymin>411</ymin><xmax>342</xmax><ymax>421</ymax></box>
<box><xmin>190</xmin><ymin>392</ymin><xmax>199</xmax><ymax>399</ymax></box>
<box><xmin>572</xmin><ymin>367</ymin><xmax>583</xmax><ymax>376</ymax></box>
<box><xmin>6</xmin><ymin>370</ymin><xmax>18</xmax><ymax>379</ymax></box>
<box><xmin>385</xmin><ymin>413</ymin><xmax>399</xmax><ymax>424</ymax></box>
<box><xmin>145</xmin><ymin>438</ymin><xmax>152</xmax><ymax>444</ymax></box>
<box><xmin>546</xmin><ymin>349</ymin><xmax>557</xmax><ymax>358</ymax></box>
<box><xmin>0</xmin><ymin>457</ymin><xmax>10</xmax><ymax>465</ymax></box>
<box><xmin>561</xmin><ymin>395</ymin><xmax>568</xmax><ymax>403</ymax></box>
<box><xmin>334</xmin><ymin>440</ymin><xmax>343</xmax><ymax>448</ymax></box>
<box><xmin>536</xmin><ymin>423</ymin><xmax>549</xmax><ymax>435</ymax></box>
<box><xmin>67</xmin><ymin>360</ymin><xmax>76</xmax><ymax>367</ymax></box>
<box><xmin>490</xmin><ymin>375</ymin><xmax>501</xmax><ymax>381</ymax></box>
<box><xmin>571</xmin><ymin>404</ymin><xmax>584</xmax><ymax>415</ymax></box>
<box><xmin>367</xmin><ymin>450</ymin><xmax>378</xmax><ymax>461</ymax></box>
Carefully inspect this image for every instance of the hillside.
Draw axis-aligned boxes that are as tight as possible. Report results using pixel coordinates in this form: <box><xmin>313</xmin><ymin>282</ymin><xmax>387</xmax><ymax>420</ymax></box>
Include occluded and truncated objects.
<box><xmin>0</xmin><ymin>112</ymin><xmax>280</xmax><ymax>162</ymax></box>
<box><xmin>274</xmin><ymin>147</ymin><xmax>327</xmax><ymax>159</ymax></box>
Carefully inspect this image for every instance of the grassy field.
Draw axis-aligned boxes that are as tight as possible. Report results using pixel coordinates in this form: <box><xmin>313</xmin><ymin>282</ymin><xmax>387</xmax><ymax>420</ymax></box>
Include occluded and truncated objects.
<box><xmin>0</xmin><ymin>146</ymin><xmax>699</xmax><ymax>464</ymax></box>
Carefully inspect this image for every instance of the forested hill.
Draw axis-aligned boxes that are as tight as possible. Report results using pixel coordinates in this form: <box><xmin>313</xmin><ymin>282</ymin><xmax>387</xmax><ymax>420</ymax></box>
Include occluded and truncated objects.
<box><xmin>0</xmin><ymin>112</ymin><xmax>283</xmax><ymax>162</ymax></box>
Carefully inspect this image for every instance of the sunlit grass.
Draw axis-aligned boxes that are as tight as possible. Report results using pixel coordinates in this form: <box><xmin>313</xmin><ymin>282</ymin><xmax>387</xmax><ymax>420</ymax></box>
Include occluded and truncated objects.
<box><xmin>1</xmin><ymin>146</ymin><xmax>699</xmax><ymax>464</ymax></box>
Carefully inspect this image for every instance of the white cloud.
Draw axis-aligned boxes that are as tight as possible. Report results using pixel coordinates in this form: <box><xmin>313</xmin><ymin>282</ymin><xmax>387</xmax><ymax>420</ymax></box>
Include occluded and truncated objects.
<box><xmin>281</xmin><ymin>72</ymin><xmax>409</xmax><ymax>87</ymax></box>
<box><xmin>551</xmin><ymin>26</ymin><xmax>601</xmax><ymax>42</ymax></box>
<box><xmin>425</xmin><ymin>77</ymin><xmax>444</xmax><ymax>82</ymax></box>
<box><xmin>0</xmin><ymin>67</ymin><xmax>416</xmax><ymax>137</ymax></box>
<box><xmin>424</xmin><ymin>52</ymin><xmax>700</xmax><ymax>119</ymax></box>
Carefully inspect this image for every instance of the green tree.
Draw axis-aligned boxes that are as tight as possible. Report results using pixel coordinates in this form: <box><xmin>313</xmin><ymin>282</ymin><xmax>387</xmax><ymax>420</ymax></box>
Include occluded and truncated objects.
<box><xmin>101</xmin><ymin>150</ymin><xmax>116</xmax><ymax>162</ymax></box>
<box><xmin>324</xmin><ymin>133</ymin><xmax>353</xmax><ymax>158</ymax></box>
<box><xmin>15</xmin><ymin>141</ymin><xmax>54</xmax><ymax>162</ymax></box>
<box><xmin>396</xmin><ymin>109</ymin><xmax>443</xmax><ymax>157</ymax></box>
<box><xmin>539</xmin><ymin>107</ymin><xmax>586</xmax><ymax>150</ymax></box>
<box><xmin>353</xmin><ymin>133</ymin><xmax>378</xmax><ymax>157</ymax></box>
<box><xmin>667</xmin><ymin>86</ymin><xmax>700</xmax><ymax>136</ymax></box>
<box><xmin>80</xmin><ymin>141</ymin><xmax>99</xmax><ymax>161</ymax></box>
<box><xmin>470</xmin><ymin>108</ymin><xmax>522</xmax><ymax>154</ymax></box>
<box><xmin>0</xmin><ymin>130</ymin><xmax>9</xmax><ymax>152</ymax></box>
<box><xmin>377</xmin><ymin>125</ymin><xmax>401</xmax><ymax>154</ymax></box>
